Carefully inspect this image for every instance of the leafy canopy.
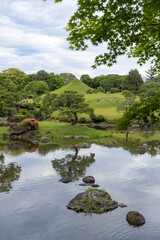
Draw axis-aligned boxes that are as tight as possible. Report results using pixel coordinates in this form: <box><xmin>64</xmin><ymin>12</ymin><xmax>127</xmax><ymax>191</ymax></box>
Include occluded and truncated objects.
<box><xmin>44</xmin><ymin>0</ymin><xmax>160</xmax><ymax>70</ymax></box>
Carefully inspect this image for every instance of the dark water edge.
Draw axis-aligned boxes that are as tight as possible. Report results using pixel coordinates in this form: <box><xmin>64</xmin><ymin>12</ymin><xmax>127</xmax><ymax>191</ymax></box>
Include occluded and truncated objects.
<box><xmin>0</xmin><ymin>139</ymin><xmax>160</xmax><ymax>240</ymax></box>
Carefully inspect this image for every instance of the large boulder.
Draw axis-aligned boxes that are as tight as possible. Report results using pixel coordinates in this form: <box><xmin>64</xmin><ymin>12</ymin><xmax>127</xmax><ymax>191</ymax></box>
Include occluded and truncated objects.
<box><xmin>67</xmin><ymin>189</ymin><xmax>118</xmax><ymax>213</ymax></box>
<box><xmin>126</xmin><ymin>211</ymin><xmax>145</xmax><ymax>226</ymax></box>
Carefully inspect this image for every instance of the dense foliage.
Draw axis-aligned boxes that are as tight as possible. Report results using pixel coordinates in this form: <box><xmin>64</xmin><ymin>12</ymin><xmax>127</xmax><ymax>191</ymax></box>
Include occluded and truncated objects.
<box><xmin>55</xmin><ymin>90</ymin><xmax>92</xmax><ymax>124</ymax></box>
<box><xmin>117</xmin><ymin>93</ymin><xmax>160</xmax><ymax>130</ymax></box>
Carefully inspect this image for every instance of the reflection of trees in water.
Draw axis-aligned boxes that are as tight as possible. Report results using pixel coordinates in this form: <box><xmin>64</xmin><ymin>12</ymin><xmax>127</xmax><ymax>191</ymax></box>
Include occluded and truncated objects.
<box><xmin>107</xmin><ymin>138</ymin><xmax>160</xmax><ymax>156</ymax></box>
<box><xmin>0</xmin><ymin>153</ymin><xmax>21</xmax><ymax>193</ymax></box>
<box><xmin>0</xmin><ymin>141</ymin><xmax>39</xmax><ymax>156</ymax></box>
<box><xmin>51</xmin><ymin>147</ymin><xmax>95</xmax><ymax>180</ymax></box>
<box><xmin>38</xmin><ymin>144</ymin><xmax>60</xmax><ymax>156</ymax></box>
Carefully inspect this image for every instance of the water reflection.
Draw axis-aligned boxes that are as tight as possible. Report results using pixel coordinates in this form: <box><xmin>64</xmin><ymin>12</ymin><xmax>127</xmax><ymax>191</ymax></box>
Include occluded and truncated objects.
<box><xmin>52</xmin><ymin>147</ymin><xmax>95</xmax><ymax>180</ymax></box>
<box><xmin>0</xmin><ymin>141</ymin><xmax>39</xmax><ymax>156</ymax></box>
<box><xmin>38</xmin><ymin>144</ymin><xmax>60</xmax><ymax>156</ymax></box>
<box><xmin>107</xmin><ymin>139</ymin><xmax>160</xmax><ymax>156</ymax></box>
<box><xmin>0</xmin><ymin>153</ymin><xmax>21</xmax><ymax>193</ymax></box>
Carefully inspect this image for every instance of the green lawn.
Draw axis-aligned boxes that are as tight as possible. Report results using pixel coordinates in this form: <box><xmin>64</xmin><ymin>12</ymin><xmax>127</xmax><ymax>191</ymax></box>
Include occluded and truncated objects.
<box><xmin>39</xmin><ymin>121</ymin><xmax>111</xmax><ymax>138</ymax></box>
<box><xmin>85</xmin><ymin>92</ymin><xmax>124</xmax><ymax>120</ymax></box>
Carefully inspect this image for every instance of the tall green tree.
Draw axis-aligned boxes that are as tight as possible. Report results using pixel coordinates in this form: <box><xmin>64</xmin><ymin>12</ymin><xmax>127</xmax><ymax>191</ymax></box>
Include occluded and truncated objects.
<box><xmin>145</xmin><ymin>67</ymin><xmax>159</xmax><ymax>83</ymax></box>
<box><xmin>3</xmin><ymin>68</ymin><xmax>26</xmax><ymax>90</ymax></box>
<box><xmin>122</xmin><ymin>69</ymin><xmax>144</xmax><ymax>93</ymax></box>
<box><xmin>55</xmin><ymin>91</ymin><xmax>92</xmax><ymax>125</ymax></box>
<box><xmin>34</xmin><ymin>70</ymin><xmax>50</xmax><ymax>82</ymax></box>
<box><xmin>99</xmin><ymin>74</ymin><xmax>123</xmax><ymax>92</ymax></box>
<box><xmin>44</xmin><ymin>0</ymin><xmax>160</xmax><ymax>70</ymax></box>
<box><xmin>47</xmin><ymin>73</ymin><xmax>64</xmax><ymax>91</ymax></box>
<box><xmin>80</xmin><ymin>74</ymin><xmax>94</xmax><ymax>88</ymax></box>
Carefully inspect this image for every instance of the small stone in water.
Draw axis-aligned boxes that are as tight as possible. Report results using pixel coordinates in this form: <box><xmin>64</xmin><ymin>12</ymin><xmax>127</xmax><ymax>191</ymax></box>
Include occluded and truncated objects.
<box><xmin>59</xmin><ymin>178</ymin><xmax>72</xmax><ymax>183</ymax></box>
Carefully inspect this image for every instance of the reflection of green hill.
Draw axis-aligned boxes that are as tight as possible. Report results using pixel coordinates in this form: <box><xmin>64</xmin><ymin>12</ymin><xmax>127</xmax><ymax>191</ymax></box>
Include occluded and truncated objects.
<box><xmin>0</xmin><ymin>156</ymin><xmax>21</xmax><ymax>193</ymax></box>
<box><xmin>52</xmin><ymin>147</ymin><xmax>95</xmax><ymax>180</ymax></box>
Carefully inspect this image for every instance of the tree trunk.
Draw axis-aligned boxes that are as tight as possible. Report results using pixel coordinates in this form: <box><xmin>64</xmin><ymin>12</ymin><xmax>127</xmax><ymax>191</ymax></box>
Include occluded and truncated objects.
<box><xmin>126</xmin><ymin>131</ymin><xmax>129</xmax><ymax>142</ymax></box>
<box><xmin>72</xmin><ymin>113</ymin><xmax>78</xmax><ymax>125</ymax></box>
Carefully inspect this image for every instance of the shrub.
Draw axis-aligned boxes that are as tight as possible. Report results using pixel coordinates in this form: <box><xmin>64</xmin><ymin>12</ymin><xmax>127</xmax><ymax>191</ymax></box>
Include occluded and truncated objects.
<box><xmin>93</xmin><ymin>115</ymin><xmax>105</xmax><ymax>123</ymax></box>
<box><xmin>0</xmin><ymin>121</ymin><xmax>4</xmax><ymax>126</ymax></box>
<box><xmin>79</xmin><ymin>117</ymin><xmax>87</xmax><ymax>123</ymax></box>
<box><xmin>25</xmin><ymin>111</ymin><xmax>34</xmax><ymax>119</ymax></box>
<box><xmin>22</xmin><ymin>118</ymin><xmax>39</xmax><ymax>130</ymax></box>
<box><xmin>97</xmin><ymin>86</ymin><xmax>105</xmax><ymax>93</ymax></box>
<box><xmin>20</xmin><ymin>109</ymin><xmax>28</xmax><ymax>115</ymax></box>
<box><xmin>86</xmin><ymin>89</ymin><xmax>94</xmax><ymax>94</ymax></box>
<box><xmin>35</xmin><ymin>103</ymin><xmax>41</xmax><ymax>108</ymax></box>
<box><xmin>15</xmin><ymin>115</ymin><xmax>25</xmax><ymax>120</ymax></box>
<box><xmin>22</xmin><ymin>103</ymin><xmax>35</xmax><ymax>110</ymax></box>
<box><xmin>110</xmin><ymin>87</ymin><xmax>119</xmax><ymax>93</ymax></box>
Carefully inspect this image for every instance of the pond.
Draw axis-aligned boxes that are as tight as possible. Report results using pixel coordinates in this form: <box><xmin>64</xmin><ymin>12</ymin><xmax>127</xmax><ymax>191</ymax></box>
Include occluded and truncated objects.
<box><xmin>0</xmin><ymin>140</ymin><xmax>160</xmax><ymax>240</ymax></box>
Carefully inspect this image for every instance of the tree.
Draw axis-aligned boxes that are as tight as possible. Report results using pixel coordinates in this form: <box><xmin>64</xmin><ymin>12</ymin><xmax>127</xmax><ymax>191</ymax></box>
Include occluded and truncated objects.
<box><xmin>0</xmin><ymin>156</ymin><xmax>21</xmax><ymax>193</ymax></box>
<box><xmin>24</xmin><ymin>81</ymin><xmax>49</xmax><ymax>95</ymax></box>
<box><xmin>99</xmin><ymin>74</ymin><xmax>123</xmax><ymax>92</ymax></box>
<box><xmin>52</xmin><ymin>147</ymin><xmax>95</xmax><ymax>180</ymax></box>
<box><xmin>122</xmin><ymin>69</ymin><xmax>144</xmax><ymax>93</ymax></box>
<box><xmin>139</xmin><ymin>81</ymin><xmax>160</xmax><ymax>99</ymax></box>
<box><xmin>80</xmin><ymin>74</ymin><xmax>94</xmax><ymax>88</ymax></box>
<box><xmin>41</xmin><ymin>92</ymin><xmax>57</xmax><ymax>117</ymax></box>
<box><xmin>144</xmin><ymin>67</ymin><xmax>159</xmax><ymax>83</ymax></box>
<box><xmin>3</xmin><ymin>68</ymin><xmax>26</xmax><ymax>89</ymax></box>
<box><xmin>45</xmin><ymin>0</ymin><xmax>160</xmax><ymax>70</ymax></box>
<box><xmin>34</xmin><ymin>70</ymin><xmax>50</xmax><ymax>82</ymax></box>
<box><xmin>47</xmin><ymin>73</ymin><xmax>64</xmax><ymax>91</ymax></box>
<box><xmin>19</xmin><ymin>74</ymin><xmax>36</xmax><ymax>90</ymax></box>
<box><xmin>55</xmin><ymin>90</ymin><xmax>92</xmax><ymax>125</ymax></box>
<box><xmin>117</xmin><ymin>90</ymin><xmax>137</xmax><ymax>113</ymax></box>
<box><xmin>59</xmin><ymin>73</ymin><xmax>77</xmax><ymax>85</ymax></box>
<box><xmin>117</xmin><ymin>92</ymin><xmax>160</xmax><ymax>130</ymax></box>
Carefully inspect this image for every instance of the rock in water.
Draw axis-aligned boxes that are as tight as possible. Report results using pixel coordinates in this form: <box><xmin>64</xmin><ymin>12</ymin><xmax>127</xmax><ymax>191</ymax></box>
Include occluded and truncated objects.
<box><xmin>118</xmin><ymin>203</ymin><xmax>127</xmax><ymax>208</ymax></box>
<box><xmin>83</xmin><ymin>176</ymin><xmax>95</xmax><ymax>184</ymax></box>
<box><xmin>67</xmin><ymin>189</ymin><xmax>118</xmax><ymax>213</ymax></box>
<box><xmin>126</xmin><ymin>211</ymin><xmax>145</xmax><ymax>226</ymax></box>
<box><xmin>59</xmin><ymin>178</ymin><xmax>72</xmax><ymax>183</ymax></box>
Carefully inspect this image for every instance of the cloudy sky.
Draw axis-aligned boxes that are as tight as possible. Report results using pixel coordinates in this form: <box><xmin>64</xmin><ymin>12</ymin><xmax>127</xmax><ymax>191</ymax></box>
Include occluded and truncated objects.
<box><xmin>1</xmin><ymin>0</ymin><xmax>151</xmax><ymax>78</ymax></box>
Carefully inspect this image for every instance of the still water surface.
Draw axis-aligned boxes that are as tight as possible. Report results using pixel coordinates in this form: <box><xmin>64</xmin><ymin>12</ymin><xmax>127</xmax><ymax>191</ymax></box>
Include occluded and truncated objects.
<box><xmin>0</xmin><ymin>142</ymin><xmax>160</xmax><ymax>240</ymax></box>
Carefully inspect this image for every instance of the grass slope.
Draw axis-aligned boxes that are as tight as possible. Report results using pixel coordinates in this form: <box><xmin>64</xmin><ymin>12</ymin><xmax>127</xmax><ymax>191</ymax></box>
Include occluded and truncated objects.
<box><xmin>85</xmin><ymin>92</ymin><xmax>124</xmax><ymax>120</ymax></box>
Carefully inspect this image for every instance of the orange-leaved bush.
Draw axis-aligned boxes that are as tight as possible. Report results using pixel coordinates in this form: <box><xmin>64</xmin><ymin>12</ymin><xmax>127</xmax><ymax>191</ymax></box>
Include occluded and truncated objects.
<box><xmin>22</xmin><ymin>118</ymin><xmax>39</xmax><ymax>130</ymax></box>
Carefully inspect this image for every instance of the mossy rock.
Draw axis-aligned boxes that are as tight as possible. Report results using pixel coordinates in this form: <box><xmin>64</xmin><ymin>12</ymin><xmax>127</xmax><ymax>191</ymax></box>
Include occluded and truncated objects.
<box><xmin>126</xmin><ymin>211</ymin><xmax>145</xmax><ymax>226</ymax></box>
<box><xmin>67</xmin><ymin>188</ymin><xmax>118</xmax><ymax>213</ymax></box>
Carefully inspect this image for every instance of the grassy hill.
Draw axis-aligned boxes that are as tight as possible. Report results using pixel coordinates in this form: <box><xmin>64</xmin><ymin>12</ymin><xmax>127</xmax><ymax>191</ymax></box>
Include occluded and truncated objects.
<box><xmin>48</xmin><ymin>79</ymin><xmax>125</xmax><ymax>120</ymax></box>
<box><xmin>50</xmin><ymin>78</ymin><xmax>92</xmax><ymax>95</ymax></box>
<box><xmin>25</xmin><ymin>79</ymin><xmax>125</xmax><ymax>120</ymax></box>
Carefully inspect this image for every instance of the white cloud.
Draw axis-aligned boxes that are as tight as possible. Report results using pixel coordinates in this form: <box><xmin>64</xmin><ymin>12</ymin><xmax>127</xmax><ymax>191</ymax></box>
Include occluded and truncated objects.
<box><xmin>0</xmin><ymin>0</ymin><xmax>151</xmax><ymax>78</ymax></box>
